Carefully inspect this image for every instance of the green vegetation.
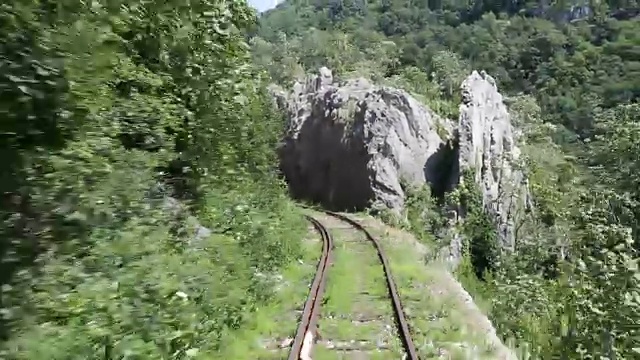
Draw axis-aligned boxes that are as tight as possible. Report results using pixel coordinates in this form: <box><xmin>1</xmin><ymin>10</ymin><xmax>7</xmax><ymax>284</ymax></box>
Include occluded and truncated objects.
<box><xmin>315</xmin><ymin>225</ymin><xmax>403</xmax><ymax>359</ymax></box>
<box><xmin>0</xmin><ymin>0</ymin><xmax>307</xmax><ymax>358</ymax></box>
<box><xmin>211</xmin><ymin>230</ymin><xmax>322</xmax><ymax>359</ymax></box>
<box><xmin>354</xmin><ymin>213</ymin><xmax>510</xmax><ymax>358</ymax></box>
<box><xmin>302</xmin><ymin>211</ymin><xmax>509</xmax><ymax>358</ymax></box>
<box><xmin>2</xmin><ymin>0</ymin><xmax>639</xmax><ymax>357</ymax></box>
<box><xmin>255</xmin><ymin>0</ymin><xmax>640</xmax><ymax>358</ymax></box>
<box><xmin>399</xmin><ymin>182</ymin><xmax>448</xmax><ymax>248</ymax></box>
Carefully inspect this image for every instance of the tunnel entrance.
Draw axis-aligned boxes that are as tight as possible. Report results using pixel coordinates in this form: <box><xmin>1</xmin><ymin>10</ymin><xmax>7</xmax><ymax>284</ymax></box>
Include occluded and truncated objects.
<box><xmin>278</xmin><ymin>113</ymin><xmax>375</xmax><ymax>213</ymax></box>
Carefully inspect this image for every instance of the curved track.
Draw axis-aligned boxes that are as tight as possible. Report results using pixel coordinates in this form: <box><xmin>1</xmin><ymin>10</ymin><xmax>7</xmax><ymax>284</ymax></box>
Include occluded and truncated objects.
<box><xmin>288</xmin><ymin>215</ymin><xmax>335</xmax><ymax>360</ymax></box>
<box><xmin>288</xmin><ymin>210</ymin><xmax>419</xmax><ymax>360</ymax></box>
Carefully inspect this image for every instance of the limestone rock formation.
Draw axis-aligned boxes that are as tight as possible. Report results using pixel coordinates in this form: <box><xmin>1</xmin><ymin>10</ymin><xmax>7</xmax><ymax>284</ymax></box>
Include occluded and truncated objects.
<box><xmin>456</xmin><ymin>71</ymin><xmax>532</xmax><ymax>251</ymax></box>
<box><xmin>274</xmin><ymin>67</ymin><xmax>531</xmax><ymax>256</ymax></box>
<box><xmin>274</xmin><ymin>67</ymin><xmax>454</xmax><ymax>213</ymax></box>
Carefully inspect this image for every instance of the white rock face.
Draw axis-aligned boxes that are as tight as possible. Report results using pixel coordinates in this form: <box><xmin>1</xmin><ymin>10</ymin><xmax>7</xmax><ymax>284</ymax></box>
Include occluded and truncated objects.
<box><xmin>275</xmin><ymin>67</ymin><xmax>453</xmax><ymax>213</ymax></box>
<box><xmin>457</xmin><ymin>71</ymin><xmax>532</xmax><ymax>251</ymax></box>
<box><xmin>274</xmin><ymin>67</ymin><xmax>531</xmax><ymax>256</ymax></box>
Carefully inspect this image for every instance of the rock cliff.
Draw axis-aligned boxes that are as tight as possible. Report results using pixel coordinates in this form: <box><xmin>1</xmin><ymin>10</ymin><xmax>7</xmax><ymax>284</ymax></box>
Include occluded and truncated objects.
<box><xmin>273</xmin><ymin>67</ymin><xmax>530</xmax><ymax>256</ymax></box>
<box><xmin>274</xmin><ymin>68</ymin><xmax>455</xmax><ymax>213</ymax></box>
<box><xmin>456</xmin><ymin>71</ymin><xmax>532</xmax><ymax>251</ymax></box>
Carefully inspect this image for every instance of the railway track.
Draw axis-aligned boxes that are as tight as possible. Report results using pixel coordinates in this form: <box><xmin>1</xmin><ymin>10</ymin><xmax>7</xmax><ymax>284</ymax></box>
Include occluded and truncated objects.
<box><xmin>288</xmin><ymin>210</ymin><xmax>419</xmax><ymax>360</ymax></box>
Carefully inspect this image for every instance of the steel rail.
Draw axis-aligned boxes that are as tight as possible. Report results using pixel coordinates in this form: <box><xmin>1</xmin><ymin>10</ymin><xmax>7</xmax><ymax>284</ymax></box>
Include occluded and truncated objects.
<box><xmin>289</xmin><ymin>207</ymin><xmax>419</xmax><ymax>360</ymax></box>
<box><xmin>287</xmin><ymin>215</ymin><xmax>334</xmax><ymax>360</ymax></box>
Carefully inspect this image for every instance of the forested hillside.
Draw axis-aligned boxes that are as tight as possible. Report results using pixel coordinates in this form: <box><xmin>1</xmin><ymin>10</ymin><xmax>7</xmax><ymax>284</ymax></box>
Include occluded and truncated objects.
<box><xmin>2</xmin><ymin>0</ymin><xmax>639</xmax><ymax>358</ymax></box>
<box><xmin>253</xmin><ymin>1</ymin><xmax>640</xmax><ymax>358</ymax></box>
<box><xmin>0</xmin><ymin>0</ymin><xmax>307</xmax><ymax>358</ymax></box>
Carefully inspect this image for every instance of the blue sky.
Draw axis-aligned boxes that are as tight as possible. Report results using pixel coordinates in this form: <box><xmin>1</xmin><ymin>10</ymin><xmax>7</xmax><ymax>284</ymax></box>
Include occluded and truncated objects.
<box><xmin>247</xmin><ymin>0</ymin><xmax>277</xmax><ymax>13</ymax></box>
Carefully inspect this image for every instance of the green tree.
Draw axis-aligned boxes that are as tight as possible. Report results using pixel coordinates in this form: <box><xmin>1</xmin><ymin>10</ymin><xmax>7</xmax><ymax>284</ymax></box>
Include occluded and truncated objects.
<box><xmin>0</xmin><ymin>0</ymin><xmax>307</xmax><ymax>357</ymax></box>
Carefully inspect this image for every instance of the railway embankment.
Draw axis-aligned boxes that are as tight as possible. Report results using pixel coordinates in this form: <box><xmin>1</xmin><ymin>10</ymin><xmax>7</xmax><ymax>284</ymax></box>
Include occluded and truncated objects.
<box><xmin>219</xmin><ymin>210</ymin><xmax>518</xmax><ymax>359</ymax></box>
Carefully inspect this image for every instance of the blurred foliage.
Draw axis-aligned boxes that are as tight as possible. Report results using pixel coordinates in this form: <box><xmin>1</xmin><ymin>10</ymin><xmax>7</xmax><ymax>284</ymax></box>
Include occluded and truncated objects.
<box><xmin>0</xmin><ymin>0</ymin><xmax>306</xmax><ymax>358</ymax></box>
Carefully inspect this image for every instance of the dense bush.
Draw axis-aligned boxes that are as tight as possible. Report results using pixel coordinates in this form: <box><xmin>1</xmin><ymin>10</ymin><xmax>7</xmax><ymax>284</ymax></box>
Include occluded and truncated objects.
<box><xmin>0</xmin><ymin>0</ymin><xmax>306</xmax><ymax>357</ymax></box>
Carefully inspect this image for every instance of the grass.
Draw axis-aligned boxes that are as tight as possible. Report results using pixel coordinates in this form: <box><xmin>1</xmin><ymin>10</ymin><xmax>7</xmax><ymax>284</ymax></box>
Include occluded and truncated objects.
<box><xmin>214</xmin><ymin>228</ymin><xmax>322</xmax><ymax>359</ymax></box>
<box><xmin>314</xmin><ymin>227</ymin><xmax>404</xmax><ymax>359</ymax></box>
<box><xmin>354</xmin><ymin>213</ymin><xmax>513</xmax><ymax>359</ymax></box>
<box><xmin>220</xmin><ymin>209</ymin><xmax>515</xmax><ymax>359</ymax></box>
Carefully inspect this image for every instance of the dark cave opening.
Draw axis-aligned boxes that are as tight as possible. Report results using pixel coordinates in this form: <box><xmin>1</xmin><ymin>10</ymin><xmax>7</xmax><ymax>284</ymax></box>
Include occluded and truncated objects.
<box><xmin>278</xmin><ymin>113</ymin><xmax>374</xmax><ymax>213</ymax></box>
<box><xmin>424</xmin><ymin>137</ymin><xmax>460</xmax><ymax>204</ymax></box>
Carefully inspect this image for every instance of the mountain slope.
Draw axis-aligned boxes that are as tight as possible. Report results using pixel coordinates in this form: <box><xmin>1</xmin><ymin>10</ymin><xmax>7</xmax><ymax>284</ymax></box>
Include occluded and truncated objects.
<box><xmin>253</xmin><ymin>2</ymin><xmax>640</xmax><ymax>358</ymax></box>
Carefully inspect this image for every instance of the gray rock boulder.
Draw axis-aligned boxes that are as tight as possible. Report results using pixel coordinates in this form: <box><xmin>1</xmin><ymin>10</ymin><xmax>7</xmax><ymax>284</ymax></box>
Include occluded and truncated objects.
<box><xmin>274</xmin><ymin>67</ymin><xmax>531</xmax><ymax>257</ymax></box>
<box><xmin>456</xmin><ymin>71</ymin><xmax>532</xmax><ymax>251</ymax></box>
<box><xmin>275</xmin><ymin>67</ymin><xmax>454</xmax><ymax>213</ymax></box>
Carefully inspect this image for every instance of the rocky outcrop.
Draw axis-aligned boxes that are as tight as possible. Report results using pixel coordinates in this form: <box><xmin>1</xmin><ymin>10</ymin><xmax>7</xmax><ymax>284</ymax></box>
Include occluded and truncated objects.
<box><xmin>455</xmin><ymin>71</ymin><xmax>532</xmax><ymax>252</ymax></box>
<box><xmin>274</xmin><ymin>67</ymin><xmax>530</xmax><ymax>257</ymax></box>
<box><xmin>275</xmin><ymin>67</ymin><xmax>454</xmax><ymax>213</ymax></box>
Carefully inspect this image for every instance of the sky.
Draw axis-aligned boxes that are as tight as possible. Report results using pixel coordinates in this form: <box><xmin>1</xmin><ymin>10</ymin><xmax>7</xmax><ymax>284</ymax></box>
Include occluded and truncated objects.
<box><xmin>247</xmin><ymin>0</ymin><xmax>278</xmax><ymax>13</ymax></box>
